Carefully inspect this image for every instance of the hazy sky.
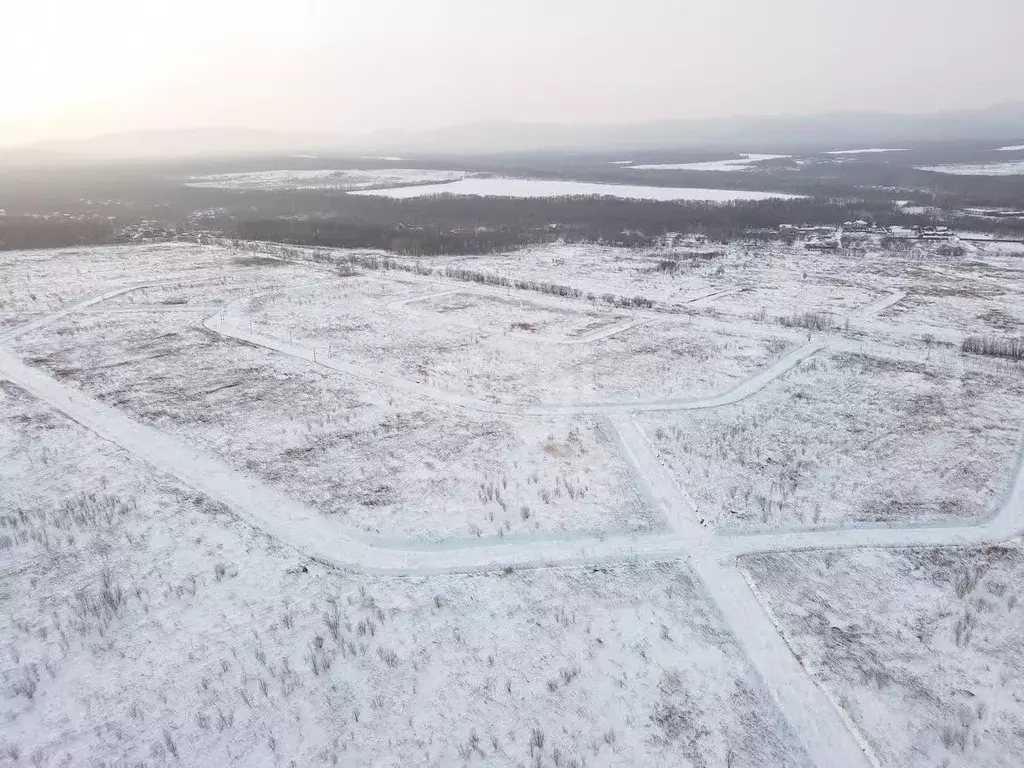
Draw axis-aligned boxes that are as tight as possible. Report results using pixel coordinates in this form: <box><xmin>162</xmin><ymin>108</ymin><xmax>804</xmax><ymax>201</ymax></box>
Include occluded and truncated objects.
<box><xmin>3</xmin><ymin>0</ymin><xmax>1023</xmax><ymax>145</ymax></box>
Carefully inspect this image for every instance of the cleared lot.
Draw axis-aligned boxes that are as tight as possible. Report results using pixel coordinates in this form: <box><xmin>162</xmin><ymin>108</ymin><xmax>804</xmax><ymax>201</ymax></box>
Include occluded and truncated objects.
<box><xmin>637</xmin><ymin>350</ymin><xmax>1024</xmax><ymax>532</ymax></box>
<box><xmin>237</xmin><ymin>279</ymin><xmax>796</xmax><ymax>406</ymax></box>
<box><xmin>743</xmin><ymin>545</ymin><xmax>1024</xmax><ymax>768</ymax></box>
<box><xmin>405</xmin><ymin>290</ymin><xmax>632</xmax><ymax>341</ymax></box>
<box><xmin>13</xmin><ymin>311</ymin><xmax>659</xmax><ymax>541</ymax></box>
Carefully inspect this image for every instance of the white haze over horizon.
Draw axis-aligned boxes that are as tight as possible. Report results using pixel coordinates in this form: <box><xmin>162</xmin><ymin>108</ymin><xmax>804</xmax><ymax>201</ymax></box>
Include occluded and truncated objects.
<box><xmin>2</xmin><ymin>0</ymin><xmax>1024</xmax><ymax>147</ymax></box>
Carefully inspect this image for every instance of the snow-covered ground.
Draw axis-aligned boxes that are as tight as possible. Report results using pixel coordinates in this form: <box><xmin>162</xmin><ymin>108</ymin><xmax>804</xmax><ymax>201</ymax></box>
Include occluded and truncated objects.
<box><xmin>629</xmin><ymin>154</ymin><xmax>789</xmax><ymax>171</ymax></box>
<box><xmin>3</xmin><ymin>238</ymin><xmax>1024</xmax><ymax>767</ymax></box>
<box><xmin>186</xmin><ymin>168</ymin><xmax>469</xmax><ymax>191</ymax></box>
<box><xmin>743</xmin><ymin>544</ymin><xmax>1024</xmax><ymax>768</ymax></box>
<box><xmin>11</xmin><ymin>307</ymin><xmax>666</xmax><ymax>542</ymax></box>
<box><xmin>351</xmin><ymin>177</ymin><xmax>803</xmax><ymax>201</ymax></box>
<box><xmin>877</xmin><ymin>281</ymin><xmax>1024</xmax><ymax>334</ymax></box>
<box><xmin>825</xmin><ymin>148</ymin><xmax>909</xmax><ymax>154</ymax></box>
<box><xmin>917</xmin><ymin>161</ymin><xmax>1024</xmax><ymax>176</ymax></box>
<box><xmin>439</xmin><ymin>241</ymin><xmax>906</xmax><ymax>317</ymax></box>
<box><xmin>407</xmin><ymin>290</ymin><xmax>633</xmax><ymax>340</ymax></box>
<box><xmin>0</xmin><ymin>242</ymin><xmax>250</xmax><ymax>312</ymax></box>
<box><xmin>963</xmin><ymin>207</ymin><xmax>1024</xmax><ymax>218</ymax></box>
<box><xmin>0</xmin><ymin>380</ymin><xmax>811</xmax><ymax>767</ymax></box>
<box><xmin>995</xmin><ymin>144</ymin><xmax>1024</xmax><ymax>151</ymax></box>
<box><xmin>638</xmin><ymin>350</ymin><xmax>1024</xmax><ymax>532</ymax></box>
<box><xmin>231</xmin><ymin>289</ymin><xmax>795</xmax><ymax>406</ymax></box>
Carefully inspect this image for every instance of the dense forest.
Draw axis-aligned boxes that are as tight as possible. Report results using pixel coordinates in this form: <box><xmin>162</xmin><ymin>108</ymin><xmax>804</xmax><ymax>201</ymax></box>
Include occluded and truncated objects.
<box><xmin>2</xmin><ymin>149</ymin><xmax>1023</xmax><ymax>252</ymax></box>
<box><xmin>230</xmin><ymin>196</ymin><xmax>916</xmax><ymax>255</ymax></box>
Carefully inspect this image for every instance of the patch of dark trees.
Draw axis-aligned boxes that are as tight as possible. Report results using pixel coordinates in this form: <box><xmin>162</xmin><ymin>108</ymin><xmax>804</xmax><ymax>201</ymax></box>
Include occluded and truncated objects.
<box><xmin>0</xmin><ymin>216</ymin><xmax>116</xmax><ymax>251</ymax></box>
<box><xmin>229</xmin><ymin>195</ymin><xmax>926</xmax><ymax>255</ymax></box>
<box><xmin>3</xmin><ymin>151</ymin><xmax>1024</xmax><ymax>253</ymax></box>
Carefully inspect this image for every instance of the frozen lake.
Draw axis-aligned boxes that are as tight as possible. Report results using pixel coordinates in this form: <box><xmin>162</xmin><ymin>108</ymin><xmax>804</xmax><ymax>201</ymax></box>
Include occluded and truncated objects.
<box><xmin>918</xmin><ymin>161</ymin><xmax>1024</xmax><ymax>176</ymax></box>
<box><xmin>629</xmin><ymin>154</ymin><xmax>789</xmax><ymax>171</ymax></box>
<box><xmin>825</xmin><ymin>148</ymin><xmax>908</xmax><ymax>155</ymax></box>
<box><xmin>187</xmin><ymin>168</ymin><xmax>467</xmax><ymax>191</ymax></box>
<box><xmin>351</xmin><ymin>177</ymin><xmax>802</xmax><ymax>201</ymax></box>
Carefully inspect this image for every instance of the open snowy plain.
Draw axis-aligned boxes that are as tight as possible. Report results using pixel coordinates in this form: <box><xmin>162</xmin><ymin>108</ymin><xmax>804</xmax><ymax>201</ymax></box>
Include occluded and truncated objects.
<box><xmin>2</xmin><ymin>237</ymin><xmax>1024</xmax><ymax>767</ymax></box>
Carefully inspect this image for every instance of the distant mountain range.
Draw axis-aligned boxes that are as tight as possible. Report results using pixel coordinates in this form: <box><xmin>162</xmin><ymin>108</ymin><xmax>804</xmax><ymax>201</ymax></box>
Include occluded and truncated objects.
<box><xmin>361</xmin><ymin>103</ymin><xmax>1024</xmax><ymax>154</ymax></box>
<box><xmin>11</xmin><ymin>127</ymin><xmax>340</xmax><ymax>162</ymax></box>
<box><xmin>5</xmin><ymin>103</ymin><xmax>1024</xmax><ymax>161</ymax></box>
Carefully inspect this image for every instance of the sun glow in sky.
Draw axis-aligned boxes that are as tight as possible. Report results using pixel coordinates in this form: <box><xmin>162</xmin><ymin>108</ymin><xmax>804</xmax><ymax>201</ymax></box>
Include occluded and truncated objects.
<box><xmin>2</xmin><ymin>0</ymin><xmax>1023</xmax><ymax>146</ymax></box>
<box><xmin>1</xmin><ymin>0</ymin><xmax>315</xmax><ymax>140</ymax></box>
<box><xmin>3</xmin><ymin>2</ymin><xmax>247</xmax><ymax>113</ymax></box>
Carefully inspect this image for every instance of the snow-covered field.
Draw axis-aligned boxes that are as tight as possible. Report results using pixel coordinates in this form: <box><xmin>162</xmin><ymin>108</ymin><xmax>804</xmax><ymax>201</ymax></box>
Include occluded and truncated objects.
<box><xmin>629</xmin><ymin>154</ymin><xmax>789</xmax><ymax>171</ymax></box>
<box><xmin>408</xmin><ymin>290</ymin><xmax>633</xmax><ymax>340</ymax></box>
<box><xmin>3</xmin><ymin>237</ymin><xmax>1024</xmax><ymax>767</ymax></box>
<box><xmin>351</xmin><ymin>177</ymin><xmax>803</xmax><ymax>201</ymax></box>
<box><xmin>825</xmin><ymin>148</ymin><xmax>909</xmax><ymax>155</ymax></box>
<box><xmin>0</xmin><ymin>380</ymin><xmax>809</xmax><ymax>767</ymax></box>
<box><xmin>917</xmin><ymin>161</ymin><xmax>1024</xmax><ymax>176</ymax></box>
<box><xmin>187</xmin><ymin>168</ymin><xmax>469</xmax><ymax>191</ymax></box>
<box><xmin>10</xmin><ymin>308</ymin><xmax>667</xmax><ymax>542</ymax></box>
<box><xmin>0</xmin><ymin>242</ymin><xmax>257</xmax><ymax>312</ymax></box>
<box><xmin>743</xmin><ymin>544</ymin><xmax>1024</xmax><ymax>768</ymax></box>
<box><xmin>637</xmin><ymin>350</ymin><xmax>1024</xmax><ymax>532</ymax></box>
<box><xmin>877</xmin><ymin>279</ymin><xmax>1024</xmax><ymax>334</ymax></box>
<box><xmin>186</xmin><ymin>170</ymin><xmax>802</xmax><ymax>200</ymax></box>
<box><xmin>441</xmin><ymin>241</ymin><xmax>909</xmax><ymax>316</ymax></box>
<box><xmin>229</xmin><ymin>282</ymin><xmax>795</xmax><ymax>406</ymax></box>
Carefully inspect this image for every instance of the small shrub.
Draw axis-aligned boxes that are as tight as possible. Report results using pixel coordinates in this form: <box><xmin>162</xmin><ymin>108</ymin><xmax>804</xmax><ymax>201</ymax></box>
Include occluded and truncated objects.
<box><xmin>305</xmin><ymin>635</ymin><xmax>334</xmax><ymax>675</ymax></box>
<box><xmin>954</xmin><ymin>567</ymin><xmax>982</xmax><ymax>599</ymax></box>
<box><xmin>940</xmin><ymin>720</ymin><xmax>970</xmax><ymax>751</ymax></box>
<box><xmin>100</xmin><ymin>568</ymin><xmax>125</xmax><ymax>615</ymax></box>
<box><xmin>323</xmin><ymin>600</ymin><xmax>342</xmax><ymax>641</ymax></box>
<box><xmin>162</xmin><ymin>728</ymin><xmax>179</xmax><ymax>759</ymax></box>
<box><xmin>559</xmin><ymin>664</ymin><xmax>581</xmax><ymax>686</ymax></box>
<box><xmin>357</xmin><ymin>618</ymin><xmax>376</xmax><ymax>637</ymax></box>
<box><xmin>954</xmin><ymin>611</ymin><xmax>975</xmax><ymax>649</ymax></box>
<box><xmin>11</xmin><ymin>665</ymin><xmax>39</xmax><ymax>700</ymax></box>
<box><xmin>777</xmin><ymin>311</ymin><xmax>836</xmax><ymax>331</ymax></box>
<box><xmin>377</xmin><ymin>647</ymin><xmax>399</xmax><ymax>668</ymax></box>
<box><xmin>529</xmin><ymin>727</ymin><xmax>545</xmax><ymax>753</ymax></box>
